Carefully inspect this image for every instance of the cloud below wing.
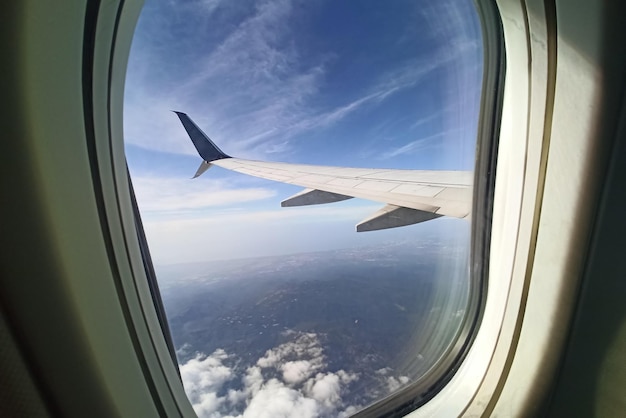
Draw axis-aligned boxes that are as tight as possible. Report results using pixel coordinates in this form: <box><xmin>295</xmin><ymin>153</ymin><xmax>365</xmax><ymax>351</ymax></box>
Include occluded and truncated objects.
<box><xmin>132</xmin><ymin>176</ymin><xmax>276</xmax><ymax>212</ymax></box>
<box><xmin>177</xmin><ymin>331</ymin><xmax>411</xmax><ymax>417</ymax></box>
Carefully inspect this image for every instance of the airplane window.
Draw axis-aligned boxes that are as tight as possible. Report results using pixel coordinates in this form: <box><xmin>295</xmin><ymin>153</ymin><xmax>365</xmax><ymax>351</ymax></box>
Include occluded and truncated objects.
<box><xmin>124</xmin><ymin>0</ymin><xmax>486</xmax><ymax>416</ymax></box>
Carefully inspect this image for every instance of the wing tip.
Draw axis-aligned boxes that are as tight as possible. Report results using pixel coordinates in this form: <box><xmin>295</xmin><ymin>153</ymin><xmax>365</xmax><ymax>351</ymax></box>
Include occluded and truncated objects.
<box><xmin>175</xmin><ymin>112</ymin><xmax>230</xmax><ymax>162</ymax></box>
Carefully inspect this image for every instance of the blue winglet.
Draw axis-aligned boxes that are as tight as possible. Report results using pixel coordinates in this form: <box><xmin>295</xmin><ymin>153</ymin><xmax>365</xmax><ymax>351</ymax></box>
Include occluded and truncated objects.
<box><xmin>173</xmin><ymin>111</ymin><xmax>230</xmax><ymax>162</ymax></box>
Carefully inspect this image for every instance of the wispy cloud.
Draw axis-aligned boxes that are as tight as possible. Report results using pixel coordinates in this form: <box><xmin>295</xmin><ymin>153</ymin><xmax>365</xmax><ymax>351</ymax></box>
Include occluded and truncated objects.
<box><xmin>380</xmin><ymin>128</ymin><xmax>462</xmax><ymax>159</ymax></box>
<box><xmin>141</xmin><ymin>203</ymin><xmax>388</xmax><ymax>263</ymax></box>
<box><xmin>145</xmin><ymin>203</ymin><xmax>378</xmax><ymax>226</ymax></box>
<box><xmin>132</xmin><ymin>176</ymin><xmax>276</xmax><ymax>213</ymax></box>
<box><xmin>177</xmin><ymin>0</ymin><xmax>301</xmax><ymax>92</ymax></box>
<box><xmin>380</xmin><ymin>134</ymin><xmax>441</xmax><ymax>160</ymax></box>
<box><xmin>124</xmin><ymin>0</ymin><xmax>480</xmax><ymax>161</ymax></box>
<box><xmin>408</xmin><ymin>107</ymin><xmax>449</xmax><ymax>131</ymax></box>
<box><xmin>125</xmin><ymin>0</ymin><xmax>327</xmax><ymax>159</ymax></box>
<box><xmin>195</xmin><ymin>0</ymin><xmax>224</xmax><ymax>16</ymax></box>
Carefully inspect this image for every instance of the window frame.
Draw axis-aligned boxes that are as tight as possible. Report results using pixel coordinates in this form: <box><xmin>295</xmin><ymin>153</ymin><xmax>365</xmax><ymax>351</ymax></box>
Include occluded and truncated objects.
<box><xmin>4</xmin><ymin>0</ymin><xmax>603</xmax><ymax>416</ymax></box>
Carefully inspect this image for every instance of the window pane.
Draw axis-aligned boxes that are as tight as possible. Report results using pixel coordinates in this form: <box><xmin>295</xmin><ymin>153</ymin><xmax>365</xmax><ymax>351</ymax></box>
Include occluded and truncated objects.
<box><xmin>124</xmin><ymin>0</ymin><xmax>483</xmax><ymax>416</ymax></box>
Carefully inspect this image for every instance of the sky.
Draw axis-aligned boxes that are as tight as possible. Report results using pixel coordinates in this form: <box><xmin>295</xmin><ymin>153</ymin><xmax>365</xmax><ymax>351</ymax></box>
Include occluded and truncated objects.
<box><xmin>124</xmin><ymin>0</ymin><xmax>483</xmax><ymax>265</ymax></box>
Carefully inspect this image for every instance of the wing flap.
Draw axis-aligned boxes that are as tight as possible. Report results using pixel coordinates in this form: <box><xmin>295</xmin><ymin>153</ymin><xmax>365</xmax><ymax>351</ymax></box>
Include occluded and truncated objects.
<box><xmin>281</xmin><ymin>189</ymin><xmax>353</xmax><ymax>207</ymax></box>
<box><xmin>356</xmin><ymin>205</ymin><xmax>443</xmax><ymax>232</ymax></box>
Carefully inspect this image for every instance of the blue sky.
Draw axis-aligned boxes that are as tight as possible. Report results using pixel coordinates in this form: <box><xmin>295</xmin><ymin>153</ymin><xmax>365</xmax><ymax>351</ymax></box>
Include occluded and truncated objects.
<box><xmin>124</xmin><ymin>0</ymin><xmax>483</xmax><ymax>265</ymax></box>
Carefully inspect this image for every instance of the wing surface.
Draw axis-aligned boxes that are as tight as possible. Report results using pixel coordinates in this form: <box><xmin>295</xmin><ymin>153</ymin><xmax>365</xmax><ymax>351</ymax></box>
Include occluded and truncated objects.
<box><xmin>175</xmin><ymin>112</ymin><xmax>472</xmax><ymax>231</ymax></box>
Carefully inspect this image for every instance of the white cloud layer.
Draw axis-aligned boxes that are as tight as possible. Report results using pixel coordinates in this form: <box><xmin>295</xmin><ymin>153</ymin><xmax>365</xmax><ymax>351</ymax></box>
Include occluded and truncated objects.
<box><xmin>178</xmin><ymin>331</ymin><xmax>409</xmax><ymax>417</ymax></box>
<box><xmin>132</xmin><ymin>176</ymin><xmax>276</xmax><ymax>212</ymax></box>
<box><xmin>180</xmin><ymin>349</ymin><xmax>234</xmax><ymax>417</ymax></box>
<box><xmin>142</xmin><ymin>202</ymin><xmax>394</xmax><ymax>264</ymax></box>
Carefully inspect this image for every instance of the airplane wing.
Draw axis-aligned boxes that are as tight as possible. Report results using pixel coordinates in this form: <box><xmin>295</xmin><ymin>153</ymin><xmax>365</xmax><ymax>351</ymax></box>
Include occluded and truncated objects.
<box><xmin>175</xmin><ymin>112</ymin><xmax>472</xmax><ymax>231</ymax></box>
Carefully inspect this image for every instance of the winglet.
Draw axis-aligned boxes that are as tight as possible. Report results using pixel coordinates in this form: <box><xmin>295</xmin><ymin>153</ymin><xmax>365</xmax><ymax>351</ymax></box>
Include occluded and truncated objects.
<box><xmin>173</xmin><ymin>111</ymin><xmax>230</xmax><ymax>162</ymax></box>
<box><xmin>192</xmin><ymin>161</ymin><xmax>212</xmax><ymax>179</ymax></box>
